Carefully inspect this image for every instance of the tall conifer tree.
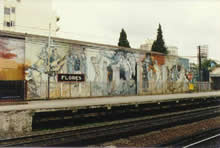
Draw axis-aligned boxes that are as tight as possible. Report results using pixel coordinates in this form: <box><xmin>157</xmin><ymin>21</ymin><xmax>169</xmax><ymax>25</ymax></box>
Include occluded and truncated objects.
<box><xmin>118</xmin><ymin>28</ymin><xmax>130</xmax><ymax>48</ymax></box>
<box><xmin>151</xmin><ymin>24</ymin><xmax>168</xmax><ymax>54</ymax></box>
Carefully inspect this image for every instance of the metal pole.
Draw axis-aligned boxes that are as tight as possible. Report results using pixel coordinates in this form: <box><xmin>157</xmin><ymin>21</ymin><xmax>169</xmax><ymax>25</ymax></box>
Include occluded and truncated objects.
<box><xmin>47</xmin><ymin>23</ymin><xmax>51</xmax><ymax>99</ymax></box>
<box><xmin>198</xmin><ymin>46</ymin><xmax>202</xmax><ymax>82</ymax></box>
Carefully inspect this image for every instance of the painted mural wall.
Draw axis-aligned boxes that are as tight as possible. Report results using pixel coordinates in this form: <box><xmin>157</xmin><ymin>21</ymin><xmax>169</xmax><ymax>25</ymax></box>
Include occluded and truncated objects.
<box><xmin>86</xmin><ymin>48</ymin><xmax>137</xmax><ymax>96</ymax></box>
<box><xmin>25</xmin><ymin>36</ymin><xmax>190</xmax><ymax>99</ymax></box>
<box><xmin>25</xmin><ymin>37</ymin><xmax>137</xmax><ymax>99</ymax></box>
<box><xmin>0</xmin><ymin>37</ymin><xmax>25</xmax><ymax>80</ymax></box>
<box><xmin>140</xmin><ymin>53</ymin><xmax>190</xmax><ymax>94</ymax></box>
<box><xmin>25</xmin><ymin>37</ymin><xmax>77</xmax><ymax>99</ymax></box>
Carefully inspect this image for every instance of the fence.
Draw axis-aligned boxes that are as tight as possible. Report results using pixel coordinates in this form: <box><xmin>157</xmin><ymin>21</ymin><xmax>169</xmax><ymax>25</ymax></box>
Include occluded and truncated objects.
<box><xmin>25</xmin><ymin>80</ymin><xmax>212</xmax><ymax>100</ymax></box>
<box><xmin>26</xmin><ymin>80</ymin><xmax>137</xmax><ymax>100</ymax></box>
<box><xmin>140</xmin><ymin>81</ymin><xmax>190</xmax><ymax>95</ymax></box>
<box><xmin>193</xmin><ymin>82</ymin><xmax>211</xmax><ymax>92</ymax></box>
<box><xmin>139</xmin><ymin>81</ymin><xmax>212</xmax><ymax>95</ymax></box>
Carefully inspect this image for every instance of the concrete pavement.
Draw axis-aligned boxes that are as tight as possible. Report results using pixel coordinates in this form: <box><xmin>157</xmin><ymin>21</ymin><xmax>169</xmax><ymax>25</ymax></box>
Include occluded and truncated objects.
<box><xmin>0</xmin><ymin>91</ymin><xmax>220</xmax><ymax>112</ymax></box>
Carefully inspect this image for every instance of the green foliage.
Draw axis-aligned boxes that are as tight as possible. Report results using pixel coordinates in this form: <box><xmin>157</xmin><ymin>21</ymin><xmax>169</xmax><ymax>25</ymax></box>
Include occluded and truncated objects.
<box><xmin>151</xmin><ymin>24</ymin><xmax>168</xmax><ymax>54</ymax></box>
<box><xmin>118</xmin><ymin>28</ymin><xmax>130</xmax><ymax>48</ymax></box>
<box><xmin>202</xmin><ymin>59</ymin><xmax>217</xmax><ymax>71</ymax></box>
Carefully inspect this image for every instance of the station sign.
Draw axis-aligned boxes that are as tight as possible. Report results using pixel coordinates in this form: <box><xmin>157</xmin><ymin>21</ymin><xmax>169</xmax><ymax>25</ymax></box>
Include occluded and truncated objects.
<box><xmin>187</xmin><ymin>73</ymin><xmax>193</xmax><ymax>81</ymax></box>
<box><xmin>57</xmin><ymin>74</ymin><xmax>85</xmax><ymax>82</ymax></box>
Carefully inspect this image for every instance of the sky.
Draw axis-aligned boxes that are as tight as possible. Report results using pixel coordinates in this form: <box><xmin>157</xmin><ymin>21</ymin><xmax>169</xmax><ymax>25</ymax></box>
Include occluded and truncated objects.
<box><xmin>53</xmin><ymin>0</ymin><xmax>220</xmax><ymax>63</ymax></box>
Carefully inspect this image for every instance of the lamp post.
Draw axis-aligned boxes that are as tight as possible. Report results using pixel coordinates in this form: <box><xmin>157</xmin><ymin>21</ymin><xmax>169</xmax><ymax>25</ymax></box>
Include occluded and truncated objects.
<box><xmin>47</xmin><ymin>23</ymin><xmax>51</xmax><ymax>99</ymax></box>
<box><xmin>198</xmin><ymin>46</ymin><xmax>201</xmax><ymax>82</ymax></box>
<box><xmin>47</xmin><ymin>16</ymin><xmax>60</xmax><ymax>99</ymax></box>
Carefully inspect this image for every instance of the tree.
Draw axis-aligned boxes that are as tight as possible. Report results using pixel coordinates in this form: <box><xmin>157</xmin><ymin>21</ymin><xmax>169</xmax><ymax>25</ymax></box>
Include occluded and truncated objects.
<box><xmin>200</xmin><ymin>59</ymin><xmax>217</xmax><ymax>81</ymax></box>
<box><xmin>202</xmin><ymin>59</ymin><xmax>217</xmax><ymax>71</ymax></box>
<box><xmin>118</xmin><ymin>28</ymin><xmax>130</xmax><ymax>48</ymax></box>
<box><xmin>151</xmin><ymin>24</ymin><xmax>168</xmax><ymax>54</ymax></box>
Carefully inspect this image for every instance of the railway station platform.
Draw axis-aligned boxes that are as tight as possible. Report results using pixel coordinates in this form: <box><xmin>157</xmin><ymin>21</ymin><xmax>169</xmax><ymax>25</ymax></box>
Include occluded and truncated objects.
<box><xmin>1</xmin><ymin>91</ymin><xmax>220</xmax><ymax>136</ymax></box>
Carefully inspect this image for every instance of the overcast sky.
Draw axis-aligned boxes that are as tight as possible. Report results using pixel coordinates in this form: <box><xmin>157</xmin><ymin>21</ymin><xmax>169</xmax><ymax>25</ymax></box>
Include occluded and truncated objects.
<box><xmin>53</xmin><ymin>0</ymin><xmax>220</xmax><ymax>63</ymax></box>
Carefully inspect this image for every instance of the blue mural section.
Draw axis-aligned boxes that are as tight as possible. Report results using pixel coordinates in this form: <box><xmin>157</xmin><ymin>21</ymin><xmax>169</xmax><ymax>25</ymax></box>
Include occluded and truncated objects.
<box><xmin>179</xmin><ymin>58</ymin><xmax>189</xmax><ymax>70</ymax></box>
<box><xmin>87</xmin><ymin>49</ymin><xmax>137</xmax><ymax>96</ymax></box>
<box><xmin>66</xmin><ymin>47</ymin><xmax>87</xmax><ymax>75</ymax></box>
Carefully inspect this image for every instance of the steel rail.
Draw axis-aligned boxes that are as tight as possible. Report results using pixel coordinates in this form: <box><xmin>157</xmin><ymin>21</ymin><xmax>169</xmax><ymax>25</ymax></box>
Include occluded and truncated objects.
<box><xmin>1</xmin><ymin>106</ymin><xmax>220</xmax><ymax>147</ymax></box>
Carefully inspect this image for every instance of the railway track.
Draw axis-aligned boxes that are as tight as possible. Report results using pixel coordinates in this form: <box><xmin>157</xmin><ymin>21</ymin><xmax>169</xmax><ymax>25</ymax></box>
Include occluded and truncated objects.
<box><xmin>33</xmin><ymin>97</ymin><xmax>220</xmax><ymax>130</ymax></box>
<box><xmin>1</xmin><ymin>106</ymin><xmax>220</xmax><ymax>147</ymax></box>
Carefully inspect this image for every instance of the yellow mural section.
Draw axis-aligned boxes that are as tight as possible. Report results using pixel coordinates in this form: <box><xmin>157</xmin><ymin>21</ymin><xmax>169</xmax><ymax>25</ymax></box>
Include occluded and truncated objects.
<box><xmin>0</xmin><ymin>37</ymin><xmax>25</xmax><ymax>80</ymax></box>
<box><xmin>0</xmin><ymin>58</ymin><xmax>24</xmax><ymax>80</ymax></box>
<box><xmin>0</xmin><ymin>66</ymin><xmax>24</xmax><ymax>80</ymax></box>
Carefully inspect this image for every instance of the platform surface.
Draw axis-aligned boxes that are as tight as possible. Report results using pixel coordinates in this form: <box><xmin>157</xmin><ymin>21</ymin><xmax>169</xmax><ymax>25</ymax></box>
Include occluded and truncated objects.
<box><xmin>0</xmin><ymin>91</ymin><xmax>220</xmax><ymax>112</ymax></box>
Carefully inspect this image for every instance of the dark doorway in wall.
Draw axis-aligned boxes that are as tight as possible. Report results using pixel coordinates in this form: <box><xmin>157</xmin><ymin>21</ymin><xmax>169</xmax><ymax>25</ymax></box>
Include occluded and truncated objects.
<box><xmin>211</xmin><ymin>77</ymin><xmax>220</xmax><ymax>90</ymax></box>
<box><xmin>0</xmin><ymin>80</ymin><xmax>25</xmax><ymax>100</ymax></box>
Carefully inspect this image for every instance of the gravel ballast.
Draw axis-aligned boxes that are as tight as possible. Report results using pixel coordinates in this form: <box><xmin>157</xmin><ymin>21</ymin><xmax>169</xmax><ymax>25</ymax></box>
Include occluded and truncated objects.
<box><xmin>99</xmin><ymin>117</ymin><xmax>220</xmax><ymax>147</ymax></box>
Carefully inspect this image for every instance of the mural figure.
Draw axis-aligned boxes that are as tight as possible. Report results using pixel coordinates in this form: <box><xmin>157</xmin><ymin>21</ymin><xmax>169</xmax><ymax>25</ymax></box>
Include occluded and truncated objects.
<box><xmin>127</xmin><ymin>53</ymin><xmax>136</xmax><ymax>79</ymax></box>
<box><xmin>66</xmin><ymin>53</ymin><xmax>74</xmax><ymax>74</ymax></box>
<box><xmin>74</xmin><ymin>55</ymin><xmax>80</xmax><ymax>71</ymax></box>
<box><xmin>107</xmin><ymin>65</ymin><xmax>113</xmax><ymax>82</ymax></box>
<box><xmin>50</xmin><ymin>48</ymin><xmax>65</xmax><ymax>79</ymax></box>
<box><xmin>66</xmin><ymin>48</ymin><xmax>87</xmax><ymax>75</ymax></box>
<box><xmin>91</xmin><ymin>56</ymin><xmax>102</xmax><ymax>82</ymax></box>
<box><xmin>26</xmin><ymin>42</ymin><xmax>65</xmax><ymax>98</ymax></box>
<box><xmin>80</xmin><ymin>52</ymin><xmax>87</xmax><ymax>76</ymax></box>
<box><xmin>142</xmin><ymin>53</ymin><xmax>151</xmax><ymax>89</ymax></box>
<box><xmin>101</xmin><ymin>50</ymin><xmax>137</xmax><ymax>95</ymax></box>
<box><xmin>141</xmin><ymin>53</ymin><xmax>163</xmax><ymax>90</ymax></box>
<box><xmin>154</xmin><ymin>60</ymin><xmax>162</xmax><ymax>89</ymax></box>
<box><xmin>141</xmin><ymin>53</ymin><xmax>190</xmax><ymax>93</ymax></box>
